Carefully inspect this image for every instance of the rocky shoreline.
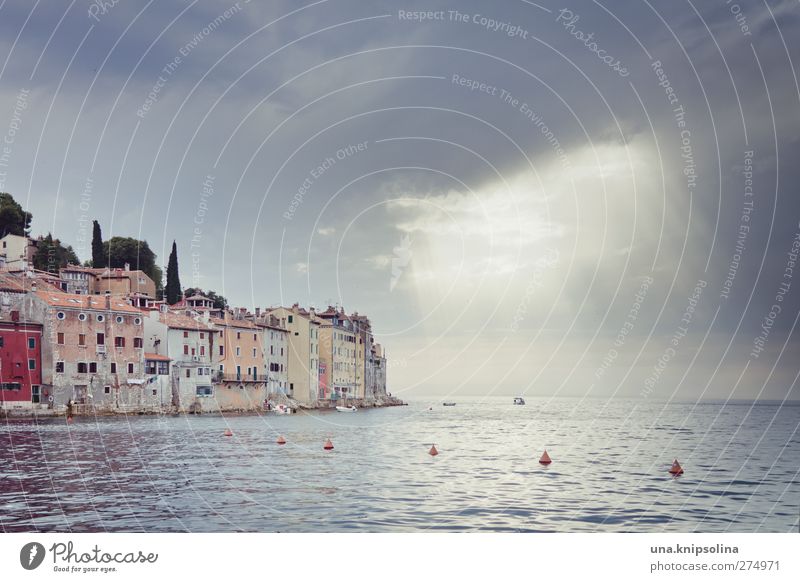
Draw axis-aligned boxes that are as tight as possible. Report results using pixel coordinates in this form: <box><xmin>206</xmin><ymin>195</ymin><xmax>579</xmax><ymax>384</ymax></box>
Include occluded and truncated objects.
<box><xmin>0</xmin><ymin>395</ymin><xmax>407</xmax><ymax>418</ymax></box>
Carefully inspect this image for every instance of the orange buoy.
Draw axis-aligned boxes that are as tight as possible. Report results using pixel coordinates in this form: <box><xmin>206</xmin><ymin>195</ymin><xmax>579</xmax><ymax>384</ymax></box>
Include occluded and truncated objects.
<box><xmin>224</xmin><ymin>428</ymin><xmax>233</xmax><ymax>437</ymax></box>
<box><xmin>539</xmin><ymin>450</ymin><xmax>552</xmax><ymax>465</ymax></box>
<box><xmin>429</xmin><ymin>444</ymin><xmax>439</xmax><ymax>456</ymax></box>
<box><xmin>276</xmin><ymin>435</ymin><xmax>286</xmax><ymax>445</ymax></box>
<box><xmin>669</xmin><ymin>459</ymin><xmax>684</xmax><ymax>475</ymax></box>
<box><xmin>323</xmin><ymin>438</ymin><xmax>334</xmax><ymax>450</ymax></box>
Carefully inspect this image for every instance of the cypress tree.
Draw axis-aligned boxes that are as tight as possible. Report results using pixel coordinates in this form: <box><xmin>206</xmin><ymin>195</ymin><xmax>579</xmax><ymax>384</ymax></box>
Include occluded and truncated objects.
<box><xmin>91</xmin><ymin>220</ymin><xmax>105</xmax><ymax>267</ymax></box>
<box><xmin>165</xmin><ymin>240</ymin><xmax>182</xmax><ymax>305</ymax></box>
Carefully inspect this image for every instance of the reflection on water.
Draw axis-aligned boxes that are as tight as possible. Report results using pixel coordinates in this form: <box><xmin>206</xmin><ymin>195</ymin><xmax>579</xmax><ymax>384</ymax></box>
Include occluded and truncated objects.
<box><xmin>1</xmin><ymin>398</ymin><xmax>798</xmax><ymax>532</ymax></box>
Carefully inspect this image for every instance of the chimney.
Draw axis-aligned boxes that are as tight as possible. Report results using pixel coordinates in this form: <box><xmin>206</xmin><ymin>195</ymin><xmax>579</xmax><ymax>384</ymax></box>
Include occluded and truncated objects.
<box><xmin>124</xmin><ymin>263</ymin><xmax>130</xmax><ymax>271</ymax></box>
<box><xmin>30</xmin><ymin>281</ymin><xmax>37</xmax><ymax>292</ymax></box>
<box><xmin>255</xmin><ymin>307</ymin><xmax>261</xmax><ymax>318</ymax></box>
<box><xmin>105</xmin><ymin>290</ymin><xmax>111</xmax><ymax>310</ymax></box>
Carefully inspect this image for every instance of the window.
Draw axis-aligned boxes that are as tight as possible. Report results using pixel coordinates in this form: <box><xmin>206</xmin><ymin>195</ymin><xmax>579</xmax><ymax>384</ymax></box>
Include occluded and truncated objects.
<box><xmin>252</xmin><ymin>348</ymin><xmax>257</xmax><ymax>357</ymax></box>
<box><xmin>184</xmin><ymin>345</ymin><xmax>189</xmax><ymax>355</ymax></box>
<box><xmin>0</xmin><ymin>382</ymin><xmax>21</xmax><ymax>391</ymax></box>
<box><xmin>200</xmin><ymin>332</ymin><xmax>205</xmax><ymax>339</ymax></box>
<box><xmin>133</xmin><ymin>337</ymin><xmax>143</xmax><ymax>348</ymax></box>
<box><xmin>127</xmin><ymin>363</ymin><xmax>134</xmax><ymax>374</ymax></box>
<box><xmin>97</xmin><ymin>333</ymin><xmax>105</xmax><ymax>345</ymax></box>
<box><xmin>104</xmin><ymin>386</ymin><xmax>111</xmax><ymax>394</ymax></box>
<box><xmin>196</xmin><ymin>386</ymin><xmax>213</xmax><ymax>397</ymax></box>
<box><xmin>280</xmin><ymin>348</ymin><xmax>284</xmax><ymax>356</ymax></box>
<box><xmin>96</xmin><ymin>314</ymin><xmax>105</xmax><ymax>322</ymax></box>
<box><xmin>55</xmin><ymin>361</ymin><xmax>64</xmax><ymax>373</ymax></box>
<box><xmin>288</xmin><ymin>315</ymin><xmax>293</xmax><ymax>323</ymax></box>
<box><xmin>57</xmin><ymin>332</ymin><xmax>65</xmax><ymax>345</ymax></box>
<box><xmin>116</xmin><ymin>316</ymin><xmax>124</xmax><ymax>324</ymax></box>
<box><xmin>183</xmin><ymin>331</ymin><xmax>189</xmax><ymax>338</ymax></box>
<box><xmin>31</xmin><ymin>385</ymin><xmax>40</xmax><ymax>404</ymax></box>
<box><xmin>253</xmin><ymin>333</ymin><xmax>257</xmax><ymax>341</ymax></box>
<box><xmin>28</xmin><ymin>337</ymin><xmax>35</xmax><ymax>349</ymax></box>
<box><xmin>191</xmin><ymin>348</ymin><xmax>196</xmax><ymax>356</ymax></box>
<box><xmin>200</xmin><ymin>346</ymin><xmax>205</xmax><ymax>356</ymax></box>
<box><xmin>186</xmin><ymin>369</ymin><xmax>191</xmax><ymax>378</ymax></box>
<box><xmin>270</xmin><ymin>346</ymin><xmax>274</xmax><ymax>355</ymax></box>
<box><xmin>0</xmin><ymin>337</ymin><xmax>3</xmax><ymax>347</ymax></box>
<box><xmin>56</xmin><ymin>311</ymin><xmax>65</xmax><ymax>320</ymax></box>
<box><xmin>78</xmin><ymin>313</ymin><xmax>87</xmax><ymax>322</ymax></box>
<box><xmin>78</xmin><ymin>334</ymin><xmax>86</xmax><ymax>346</ymax></box>
<box><xmin>77</xmin><ymin>362</ymin><xmax>88</xmax><ymax>373</ymax></box>
<box><xmin>28</xmin><ymin>359</ymin><xmax>36</xmax><ymax>370</ymax></box>
<box><xmin>236</xmin><ymin>347</ymin><xmax>241</xmax><ymax>356</ymax></box>
<box><xmin>158</xmin><ymin>361</ymin><xmax>169</xmax><ymax>375</ymax></box>
<box><xmin>114</xmin><ymin>336</ymin><xmax>125</xmax><ymax>348</ymax></box>
<box><xmin>89</xmin><ymin>362</ymin><xmax>97</xmax><ymax>373</ymax></box>
<box><xmin>219</xmin><ymin>345</ymin><xmax>224</xmax><ymax>356</ymax></box>
<box><xmin>146</xmin><ymin>361</ymin><xmax>157</xmax><ymax>375</ymax></box>
<box><xmin>110</xmin><ymin>363</ymin><xmax>117</xmax><ymax>373</ymax></box>
<box><xmin>134</xmin><ymin>317</ymin><xmax>142</xmax><ymax>325</ymax></box>
<box><xmin>236</xmin><ymin>332</ymin><xmax>241</xmax><ymax>339</ymax></box>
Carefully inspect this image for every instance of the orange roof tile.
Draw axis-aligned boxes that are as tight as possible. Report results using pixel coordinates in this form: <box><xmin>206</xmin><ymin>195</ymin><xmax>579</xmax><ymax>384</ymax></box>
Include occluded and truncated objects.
<box><xmin>144</xmin><ymin>352</ymin><xmax>171</xmax><ymax>361</ymax></box>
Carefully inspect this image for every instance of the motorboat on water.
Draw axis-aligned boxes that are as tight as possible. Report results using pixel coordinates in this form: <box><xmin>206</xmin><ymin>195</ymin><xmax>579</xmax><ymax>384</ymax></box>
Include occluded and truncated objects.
<box><xmin>336</xmin><ymin>405</ymin><xmax>357</xmax><ymax>412</ymax></box>
<box><xmin>513</xmin><ymin>397</ymin><xmax>526</xmax><ymax>405</ymax></box>
<box><xmin>442</xmin><ymin>402</ymin><xmax>457</xmax><ymax>406</ymax></box>
<box><xmin>273</xmin><ymin>404</ymin><xmax>294</xmax><ymax>414</ymax></box>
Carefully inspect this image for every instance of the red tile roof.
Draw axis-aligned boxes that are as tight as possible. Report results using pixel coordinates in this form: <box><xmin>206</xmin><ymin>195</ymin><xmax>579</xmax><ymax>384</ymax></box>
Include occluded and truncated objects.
<box><xmin>159</xmin><ymin>312</ymin><xmax>216</xmax><ymax>331</ymax></box>
<box><xmin>144</xmin><ymin>352</ymin><xmax>171</xmax><ymax>361</ymax></box>
<box><xmin>34</xmin><ymin>291</ymin><xmax>142</xmax><ymax>313</ymax></box>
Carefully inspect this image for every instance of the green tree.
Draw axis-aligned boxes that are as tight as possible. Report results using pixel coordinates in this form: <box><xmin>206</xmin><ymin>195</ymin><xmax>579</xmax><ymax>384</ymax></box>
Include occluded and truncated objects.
<box><xmin>184</xmin><ymin>287</ymin><xmax>228</xmax><ymax>309</ymax></box>
<box><xmin>32</xmin><ymin>234</ymin><xmax>79</xmax><ymax>273</ymax></box>
<box><xmin>165</xmin><ymin>240</ymin><xmax>182</xmax><ymax>304</ymax></box>
<box><xmin>102</xmin><ymin>236</ymin><xmax>163</xmax><ymax>294</ymax></box>
<box><xmin>91</xmin><ymin>220</ymin><xmax>105</xmax><ymax>267</ymax></box>
<box><xmin>0</xmin><ymin>192</ymin><xmax>33</xmax><ymax>237</ymax></box>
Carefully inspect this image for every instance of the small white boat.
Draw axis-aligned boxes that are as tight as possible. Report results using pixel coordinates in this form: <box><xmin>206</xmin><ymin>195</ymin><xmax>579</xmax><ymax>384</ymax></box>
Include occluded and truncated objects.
<box><xmin>336</xmin><ymin>405</ymin><xmax>357</xmax><ymax>412</ymax></box>
<box><xmin>273</xmin><ymin>404</ymin><xmax>293</xmax><ymax>415</ymax></box>
<box><xmin>513</xmin><ymin>397</ymin><xmax>526</xmax><ymax>405</ymax></box>
<box><xmin>442</xmin><ymin>402</ymin><xmax>456</xmax><ymax>406</ymax></box>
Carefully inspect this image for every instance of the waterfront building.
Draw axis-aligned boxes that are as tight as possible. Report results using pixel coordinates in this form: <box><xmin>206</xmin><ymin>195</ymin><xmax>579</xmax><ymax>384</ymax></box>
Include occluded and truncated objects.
<box><xmin>0</xmin><ymin>311</ymin><xmax>43</xmax><ymax>411</ymax></box>
<box><xmin>371</xmin><ymin>342</ymin><xmax>388</xmax><ymax>398</ymax></box>
<box><xmin>143</xmin><ymin>310</ymin><xmax>219</xmax><ymax>412</ymax></box>
<box><xmin>258</xmin><ymin>314</ymin><xmax>289</xmax><ymax>396</ymax></box>
<box><xmin>210</xmin><ymin>313</ymin><xmax>267</xmax><ymax>410</ymax></box>
<box><xmin>266</xmin><ymin>305</ymin><xmax>320</xmax><ymax>405</ymax></box>
<box><xmin>15</xmin><ymin>290</ymin><xmax>149</xmax><ymax>411</ymax></box>
<box><xmin>316</xmin><ymin>306</ymin><xmax>357</xmax><ymax>402</ymax></box>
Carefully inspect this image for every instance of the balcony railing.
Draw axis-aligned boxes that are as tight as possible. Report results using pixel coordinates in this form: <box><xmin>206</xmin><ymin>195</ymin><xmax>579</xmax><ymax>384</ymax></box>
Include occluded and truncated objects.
<box><xmin>215</xmin><ymin>373</ymin><xmax>268</xmax><ymax>384</ymax></box>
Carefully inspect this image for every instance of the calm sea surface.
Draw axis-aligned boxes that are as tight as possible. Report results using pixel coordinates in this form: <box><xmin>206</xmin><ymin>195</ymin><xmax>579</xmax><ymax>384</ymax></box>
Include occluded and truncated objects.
<box><xmin>1</xmin><ymin>398</ymin><xmax>798</xmax><ymax>532</ymax></box>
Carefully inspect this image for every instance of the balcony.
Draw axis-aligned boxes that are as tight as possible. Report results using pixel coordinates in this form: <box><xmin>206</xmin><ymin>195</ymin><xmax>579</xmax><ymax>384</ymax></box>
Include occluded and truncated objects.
<box><xmin>96</xmin><ymin>345</ymin><xmax>107</xmax><ymax>354</ymax></box>
<box><xmin>215</xmin><ymin>373</ymin><xmax>268</xmax><ymax>384</ymax></box>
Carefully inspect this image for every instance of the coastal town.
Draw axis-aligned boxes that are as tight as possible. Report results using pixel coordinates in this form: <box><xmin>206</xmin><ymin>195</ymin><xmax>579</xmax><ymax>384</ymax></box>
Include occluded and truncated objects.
<box><xmin>0</xmin><ymin>206</ymin><xmax>396</xmax><ymax>416</ymax></box>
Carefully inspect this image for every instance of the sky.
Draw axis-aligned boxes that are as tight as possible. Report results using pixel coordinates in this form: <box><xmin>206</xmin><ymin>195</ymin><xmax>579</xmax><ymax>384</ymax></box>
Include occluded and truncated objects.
<box><xmin>0</xmin><ymin>0</ymin><xmax>798</xmax><ymax>401</ymax></box>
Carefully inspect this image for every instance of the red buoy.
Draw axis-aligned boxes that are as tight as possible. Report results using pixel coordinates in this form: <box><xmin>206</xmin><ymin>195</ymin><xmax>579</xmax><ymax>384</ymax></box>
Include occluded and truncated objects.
<box><xmin>224</xmin><ymin>428</ymin><xmax>233</xmax><ymax>437</ymax></box>
<box><xmin>669</xmin><ymin>459</ymin><xmax>684</xmax><ymax>475</ymax></box>
<box><xmin>539</xmin><ymin>450</ymin><xmax>552</xmax><ymax>465</ymax></box>
<box><xmin>429</xmin><ymin>444</ymin><xmax>438</xmax><ymax>456</ymax></box>
<box><xmin>276</xmin><ymin>435</ymin><xmax>286</xmax><ymax>445</ymax></box>
<box><xmin>324</xmin><ymin>438</ymin><xmax>334</xmax><ymax>450</ymax></box>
